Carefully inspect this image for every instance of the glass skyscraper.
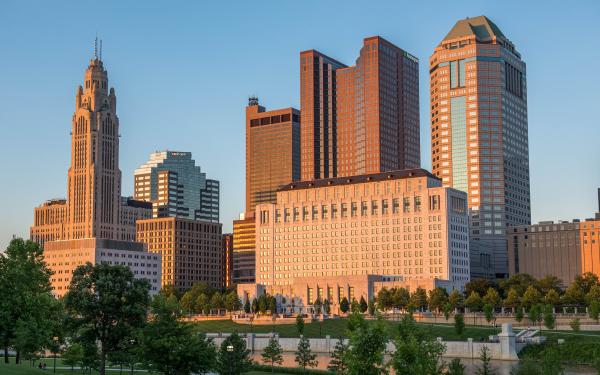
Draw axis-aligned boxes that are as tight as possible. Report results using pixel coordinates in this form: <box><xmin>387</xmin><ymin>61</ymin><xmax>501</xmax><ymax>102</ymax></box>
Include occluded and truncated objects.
<box><xmin>430</xmin><ymin>16</ymin><xmax>531</xmax><ymax>279</ymax></box>
<box><xmin>134</xmin><ymin>151</ymin><xmax>219</xmax><ymax>222</ymax></box>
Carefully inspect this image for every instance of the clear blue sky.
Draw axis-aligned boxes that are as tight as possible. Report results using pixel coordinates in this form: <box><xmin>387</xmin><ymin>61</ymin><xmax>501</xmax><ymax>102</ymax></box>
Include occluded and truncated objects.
<box><xmin>1</xmin><ymin>0</ymin><xmax>599</xmax><ymax>250</ymax></box>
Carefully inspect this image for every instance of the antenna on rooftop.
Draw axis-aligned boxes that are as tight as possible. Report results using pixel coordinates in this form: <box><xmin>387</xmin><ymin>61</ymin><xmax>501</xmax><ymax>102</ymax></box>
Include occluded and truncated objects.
<box><xmin>99</xmin><ymin>39</ymin><xmax>102</xmax><ymax>61</ymax></box>
<box><xmin>93</xmin><ymin>35</ymin><xmax>98</xmax><ymax>60</ymax></box>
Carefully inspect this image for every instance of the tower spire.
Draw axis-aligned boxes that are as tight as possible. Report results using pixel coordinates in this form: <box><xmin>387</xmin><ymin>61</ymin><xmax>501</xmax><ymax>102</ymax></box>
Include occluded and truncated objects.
<box><xmin>93</xmin><ymin>36</ymin><xmax>98</xmax><ymax>60</ymax></box>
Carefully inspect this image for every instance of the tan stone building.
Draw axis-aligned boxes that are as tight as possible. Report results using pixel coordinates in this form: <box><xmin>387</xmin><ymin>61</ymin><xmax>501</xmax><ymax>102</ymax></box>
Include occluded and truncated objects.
<box><xmin>31</xmin><ymin>43</ymin><xmax>159</xmax><ymax>296</ymax></box>
<box><xmin>45</xmin><ymin>238</ymin><xmax>161</xmax><ymax>297</ymax></box>
<box><xmin>508</xmin><ymin>218</ymin><xmax>600</xmax><ymax>285</ymax></box>
<box><xmin>136</xmin><ymin>217</ymin><xmax>223</xmax><ymax>290</ymax></box>
<box><xmin>242</xmin><ymin>169</ymin><xmax>469</xmax><ymax>312</ymax></box>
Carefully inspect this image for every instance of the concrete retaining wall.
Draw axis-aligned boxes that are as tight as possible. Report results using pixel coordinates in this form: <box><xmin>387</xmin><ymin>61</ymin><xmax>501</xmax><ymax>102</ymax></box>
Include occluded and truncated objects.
<box><xmin>206</xmin><ymin>323</ymin><xmax>520</xmax><ymax>361</ymax></box>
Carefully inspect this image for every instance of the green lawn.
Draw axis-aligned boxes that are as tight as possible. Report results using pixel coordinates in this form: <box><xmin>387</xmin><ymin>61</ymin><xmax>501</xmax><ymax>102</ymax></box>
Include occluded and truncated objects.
<box><xmin>0</xmin><ymin>358</ymin><xmax>147</xmax><ymax>375</ymax></box>
<box><xmin>192</xmin><ymin>317</ymin><xmax>600</xmax><ymax>342</ymax></box>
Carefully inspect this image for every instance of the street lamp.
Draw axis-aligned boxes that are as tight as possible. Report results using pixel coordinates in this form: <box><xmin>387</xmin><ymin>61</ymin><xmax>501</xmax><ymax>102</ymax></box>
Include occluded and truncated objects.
<box><xmin>227</xmin><ymin>345</ymin><xmax>234</xmax><ymax>375</ymax></box>
<box><xmin>52</xmin><ymin>336</ymin><xmax>59</xmax><ymax>373</ymax></box>
<box><xmin>129</xmin><ymin>339</ymin><xmax>136</xmax><ymax>375</ymax></box>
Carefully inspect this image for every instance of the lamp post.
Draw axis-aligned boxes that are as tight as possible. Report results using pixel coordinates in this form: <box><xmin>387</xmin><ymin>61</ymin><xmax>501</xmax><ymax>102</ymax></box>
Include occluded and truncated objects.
<box><xmin>226</xmin><ymin>344</ymin><xmax>234</xmax><ymax>375</ymax></box>
<box><xmin>130</xmin><ymin>339</ymin><xmax>136</xmax><ymax>375</ymax></box>
<box><xmin>272</xmin><ymin>314</ymin><xmax>276</xmax><ymax>334</ymax></box>
<box><xmin>52</xmin><ymin>336</ymin><xmax>59</xmax><ymax>373</ymax></box>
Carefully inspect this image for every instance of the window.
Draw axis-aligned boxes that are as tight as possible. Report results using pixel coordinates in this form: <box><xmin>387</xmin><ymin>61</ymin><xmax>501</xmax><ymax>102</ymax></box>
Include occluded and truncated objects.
<box><xmin>321</xmin><ymin>205</ymin><xmax>329</xmax><ymax>219</ymax></box>
<box><xmin>414</xmin><ymin>196</ymin><xmax>421</xmax><ymax>212</ymax></box>
<box><xmin>371</xmin><ymin>200</ymin><xmax>379</xmax><ymax>215</ymax></box>
<box><xmin>403</xmin><ymin>197</ymin><xmax>410</xmax><ymax>213</ymax></box>
<box><xmin>392</xmin><ymin>198</ymin><xmax>400</xmax><ymax>214</ymax></box>
<box><xmin>341</xmin><ymin>203</ymin><xmax>348</xmax><ymax>218</ymax></box>
<box><xmin>312</xmin><ymin>206</ymin><xmax>318</xmax><ymax>220</ymax></box>
<box><xmin>351</xmin><ymin>202</ymin><xmax>358</xmax><ymax>217</ymax></box>
<box><xmin>275</xmin><ymin>209</ymin><xmax>281</xmax><ymax>223</ymax></box>
<box><xmin>361</xmin><ymin>201</ymin><xmax>368</xmax><ymax>216</ymax></box>
<box><xmin>308</xmin><ymin>288</ymin><xmax>314</xmax><ymax>305</ymax></box>
<box><xmin>331</xmin><ymin>204</ymin><xmax>338</xmax><ymax>219</ymax></box>
<box><xmin>382</xmin><ymin>199</ymin><xmax>389</xmax><ymax>215</ymax></box>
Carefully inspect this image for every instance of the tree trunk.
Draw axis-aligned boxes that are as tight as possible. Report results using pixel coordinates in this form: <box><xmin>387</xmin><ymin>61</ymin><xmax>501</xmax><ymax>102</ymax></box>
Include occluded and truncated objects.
<box><xmin>15</xmin><ymin>350</ymin><xmax>19</xmax><ymax>364</ymax></box>
<box><xmin>100</xmin><ymin>349</ymin><xmax>106</xmax><ymax>375</ymax></box>
<box><xmin>4</xmin><ymin>346</ymin><xmax>8</xmax><ymax>364</ymax></box>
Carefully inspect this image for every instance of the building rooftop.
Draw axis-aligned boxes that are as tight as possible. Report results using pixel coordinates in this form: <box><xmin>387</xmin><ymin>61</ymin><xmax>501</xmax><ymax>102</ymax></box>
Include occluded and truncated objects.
<box><xmin>278</xmin><ymin>168</ymin><xmax>439</xmax><ymax>191</ymax></box>
<box><xmin>443</xmin><ymin>16</ymin><xmax>506</xmax><ymax>42</ymax></box>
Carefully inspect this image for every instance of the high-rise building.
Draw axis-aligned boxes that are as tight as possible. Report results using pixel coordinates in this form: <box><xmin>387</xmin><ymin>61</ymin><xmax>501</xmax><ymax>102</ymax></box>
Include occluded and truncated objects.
<box><xmin>430</xmin><ymin>16</ymin><xmax>530</xmax><ymax>279</ymax></box>
<box><xmin>245</xmin><ymin>99</ymin><xmax>301</xmax><ymax>214</ymax></box>
<box><xmin>31</xmin><ymin>43</ymin><xmax>160</xmax><ymax>296</ymax></box>
<box><xmin>300</xmin><ymin>37</ymin><xmax>420</xmax><ymax>180</ymax></box>
<box><xmin>136</xmin><ymin>217</ymin><xmax>223</xmax><ymax>290</ymax></box>
<box><xmin>232</xmin><ymin>214</ymin><xmax>256</xmax><ymax>285</ymax></box>
<box><xmin>300</xmin><ymin>50</ymin><xmax>347</xmax><ymax>180</ymax></box>
<box><xmin>199</xmin><ymin>179</ymin><xmax>220</xmax><ymax>222</ymax></box>
<box><xmin>222</xmin><ymin>233</ymin><xmax>233</xmax><ymax>287</ymax></box>
<box><xmin>134</xmin><ymin>151</ymin><xmax>219</xmax><ymax>222</ymax></box>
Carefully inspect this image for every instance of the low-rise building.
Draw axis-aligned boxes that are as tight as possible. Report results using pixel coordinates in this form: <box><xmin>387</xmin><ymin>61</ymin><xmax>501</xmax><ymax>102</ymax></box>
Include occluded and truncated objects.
<box><xmin>241</xmin><ymin>169</ymin><xmax>470</xmax><ymax>312</ymax></box>
<box><xmin>44</xmin><ymin>238</ymin><xmax>161</xmax><ymax>297</ymax></box>
<box><xmin>136</xmin><ymin>217</ymin><xmax>223</xmax><ymax>290</ymax></box>
<box><xmin>232</xmin><ymin>214</ymin><xmax>256</xmax><ymax>284</ymax></box>
<box><xmin>508</xmin><ymin>217</ymin><xmax>600</xmax><ymax>284</ymax></box>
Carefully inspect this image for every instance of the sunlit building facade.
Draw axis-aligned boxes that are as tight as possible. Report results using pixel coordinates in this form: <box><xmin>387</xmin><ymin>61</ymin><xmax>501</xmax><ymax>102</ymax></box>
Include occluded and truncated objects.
<box><xmin>430</xmin><ymin>16</ymin><xmax>530</xmax><ymax>279</ymax></box>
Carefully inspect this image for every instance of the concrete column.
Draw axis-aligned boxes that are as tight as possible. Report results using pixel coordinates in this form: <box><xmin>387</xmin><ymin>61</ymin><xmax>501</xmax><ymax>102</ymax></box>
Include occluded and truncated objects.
<box><xmin>498</xmin><ymin>323</ymin><xmax>518</xmax><ymax>360</ymax></box>
<box><xmin>247</xmin><ymin>333</ymin><xmax>255</xmax><ymax>353</ymax></box>
<box><xmin>326</xmin><ymin>335</ymin><xmax>331</xmax><ymax>353</ymax></box>
<box><xmin>468</xmin><ymin>338</ymin><xmax>474</xmax><ymax>359</ymax></box>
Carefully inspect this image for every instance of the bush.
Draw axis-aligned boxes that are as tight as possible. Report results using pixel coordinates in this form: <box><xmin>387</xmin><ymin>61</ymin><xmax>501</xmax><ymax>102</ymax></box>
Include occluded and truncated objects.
<box><xmin>454</xmin><ymin>313</ymin><xmax>465</xmax><ymax>337</ymax></box>
<box><xmin>251</xmin><ymin>363</ymin><xmax>334</xmax><ymax>374</ymax></box>
<box><xmin>569</xmin><ymin>318</ymin><xmax>581</xmax><ymax>332</ymax></box>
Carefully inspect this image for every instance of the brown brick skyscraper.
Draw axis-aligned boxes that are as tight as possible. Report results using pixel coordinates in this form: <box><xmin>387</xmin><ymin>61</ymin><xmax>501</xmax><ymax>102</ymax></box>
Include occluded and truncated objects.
<box><xmin>245</xmin><ymin>98</ymin><xmax>300</xmax><ymax>214</ymax></box>
<box><xmin>300</xmin><ymin>37</ymin><xmax>420</xmax><ymax>180</ymax></box>
<box><xmin>430</xmin><ymin>16</ymin><xmax>530</xmax><ymax>279</ymax></box>
<box><xmin>300</xmin><ymin>50</ymin><xmax>346</xmax><ymax>180</ymax></box>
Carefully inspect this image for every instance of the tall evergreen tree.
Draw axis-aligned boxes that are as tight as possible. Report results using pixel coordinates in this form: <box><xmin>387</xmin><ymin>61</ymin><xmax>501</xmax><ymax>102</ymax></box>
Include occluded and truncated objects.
<box><xmin>261</xmin><ymin>337</ymin><xmax>283</xmax><ymax>373</ymax></box>
<box><xmin>295</xmin><ymin>336</ymin><xmax>318</xmax><ymax>374</ymax></box>
<box><xmin>327</xmin><ymin>339</ymin><xmax>349</xmax><ymax>375</ymax></box>
<box><xmin>217</xmin><ymin>332</ymin><xmax>253</xmax><ymax>375</ymax></box>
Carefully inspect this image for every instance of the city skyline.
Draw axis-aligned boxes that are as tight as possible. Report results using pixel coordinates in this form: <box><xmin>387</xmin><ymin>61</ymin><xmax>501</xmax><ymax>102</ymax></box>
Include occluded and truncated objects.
<box><xmin>2</xmin><ymin>1</ymin><xmax>600</xmax><ymax>251</ymax></box>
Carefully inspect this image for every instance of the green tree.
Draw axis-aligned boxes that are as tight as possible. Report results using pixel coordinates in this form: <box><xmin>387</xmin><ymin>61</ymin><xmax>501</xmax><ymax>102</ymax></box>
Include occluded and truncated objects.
<box><xmin>448</xmin><ymin>290</ymin><xmax>464</xmax><ymax>311</ymax></box>
<box><xmin>64</xmin><ymin>263</ymin><xmax>150</xmax><ymax>375</ymax></box>
<box><xmin>454</xmin><ymin>313</ymin><xmax>465</xmax><ymax>337</ymax></box>
<box><xmin>295</xmin><ymin>335</ymin><xmax>318</xmax><ymax>374</ymax></box>
<box><xmin>569</xmin><ymin>318</ymin><xmax>580</xmax><ymax>332</ymax></box>
<box><xmin>197</xmin><ymin>293</ymin><xmax>210</xmax><ymax>314</ymax></box>
<box><xmin>483</xmin><ymin>304</ymin><xmax>494</xmax><ymax>323</ymax></box>
<box><xmin>258</xmin><ymin>294</ymin><xmax>268</xmax><ymax>314</ymax></box>
<box><xmin>515</xmin><ymin>307</ymin><xmax>524</xmax><ymax>323</ymax></box>
<box><xmin>428</xmin><ymin>287</ymin><xmax>448</xmax><ymax>313</ymax></box>
<box><xmin>392</xmin><ymin>314</ymin><xmax>446</xmax><ymax>375</ymax></box>
<box><xmin>465</xmin><ymin>291</ymin><xmax>483</xmax><ymax>312</ymax></box>
<box><xmin>0</xmin><ymin>238</ymin><xmax>54</xmax><ymax>364</ymax></box>
<box><xmin>393</xmin><ymin>287</ymin><xmax>411</xmax><ymax>311</ymax></box>
<box><xmin>447</xmin><ymin>358</ymin><xmax>466</xmax><ymax>375</ymax></box>
<box><xmin>138</xmin><ymin>295</ymin><xmax>216</xmax><ymax>375</ymax></box>
<box><xmin>368</xmin><ymin>299</ymin><xmax>376</xmax><ymax>316</ymax></box>
<box><xmin>544</xmin><ymin>289</ymin><xmax>561</xmax><ymax>307</ymax></box>
<box><xmin>323</xmin><ymin>299</ymin><xmax>331</xmax><ymax>315</ymax></box>
<box><xmin>528</xmin><ymin>304</ymin><xmax>543</xmax><ymax>330</ymax></box>
<box><xmin>509</xmin><ymin>359</ymin><xmax>542</xmax><ymax>375</ymax></box>
<box><xmin>537</xmin><ymin>275</ymin><xmax>563</xmax><ymax>295</ymax></box>
<box><xmin>244</xmin><ymin>299</ymin><xmax>251</xmax><ymax>314</ymax></box>
<box><xmin>217</xmin><ymin>332</ymin><xmax>253</xmax><ymax>375</ymax></box>
<box><xmin>252</xmin><ymin>298</ymin><xmax>259</xmax><ymax>314</ymax></box>
<box><xmin>268</xmin><ymin>295</ymin><xmax>277</xmax><ymax>314</ymax></box>
<box><xmin>482</xmin><ymin>288</ymin><xmax>501</xmax><ymax>307</ymax></box>
<box><xmin>377</xmin><ymin>288</ymin><xmax>393</xmax><ymax>311</ymax></box>
<box><xmin>224</xmin><ymin>291</ymin><xmax>242</xmax><ymax>313</ymax></box>
<box><xmin>314</xmin><ymin>298</ymin><xmax>323</xmax><ymax>315</ymax></box>
<box><xmin>410</xmin><ymin>287</ymin><xmax>428</xmax><ymax>312</ymax></box>
<box><xmin>62</xmin><ymin>342</ymin><xmax>84</xmax><ymax>372</ymax></box>
<box><xmin>359</xmin><ymin>296</ymin><xmax>368</xmax><ymax>313</ymax></box>
<box><xmin>541</xmin><ymin>346</ymin><xmax>563</xmax><ymax>375</ymax></box>
<box><xmin>466</xmin><ymin>278</ymin><xmax>496</xmax><ymax>298</ymax></box>
<box><xmin>340</xmin><ymin>297</ymin><xmax>350</xmax><ymax>314</ymax></box>
<box><xmin>159</xmin><ymin>284</ymin><xmax>181</xmax><ymax>300</ymax></box>
<box><xmin>442</xmin><ymin>303</ymin><xmax>452</xmax><ymax>321</ymax></box>
<box><xmin>261</xmin><ymin>336</ymin><xmax>283</xmax><ymax>373</ymax></box>
<box><xmin>543</xmin><ymin>305</ymin><xmax>555</xmax><ymax>330</ymax></box>
<box><xmin>589</xmin><ymin>300</ymin><xmax>600</xmax><ymax>323</ymax></box>
<box><xmin>296</xmin><ymin>314</ymin><xmax>305</xmax><ymax>335</ymax></box>
<box><xmin>345</xmin><ymin>314</ymin><xmax>388</xmax><ymax>375</ymax></box>
<box><xmin>503</xmin><ymin>288</ymin><xmax>521</xmax><ymax>310</ymax></box>
<box><xmin>211</xmin><ymin>292</ymin><xmax>224</xmax><ymax>311</ymax></box>
<box><xmin>521</xmin><ymin>286</ymin><xmax>542</xmax><ymax>310</ymax></box>
<box><xmin>328</xmin><ymin>339</ymin><xmax>349</xmax><ymax>375</ymax></box>
<box><xmin>180</xmin><ymin>291</ymin><xmax>196</xmax><ymax>314</ymax></box>
<box><xmin>498</xmin><ymin>274</ymin><xmax>536</xmax><ymax>297</ymax></box>
<box><xmin>475</xmin><ymin>346</ymin><xmax>496</xmax><ymax>375</ymax></box>
<box><xmin>586</xmin><ymin>285</ymin><xmax>600</xmax><ymax>306</ymax></box>
<box><xmin>562</xmin><ymin>283</ymin><xmax>585</xmax><ymax>306</ymax></box>
<box><xmin>351</xmin><ymin>299</ymin><xmax>360</xmax><ymax>313</ymax></box>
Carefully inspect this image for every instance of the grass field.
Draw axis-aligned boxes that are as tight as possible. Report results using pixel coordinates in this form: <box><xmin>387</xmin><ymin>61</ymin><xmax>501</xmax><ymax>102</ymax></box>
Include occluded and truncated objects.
<box><xmin>192</xmin><ymin>317</ymin><xmax>600</xmax><ymax>342</ymax></box>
